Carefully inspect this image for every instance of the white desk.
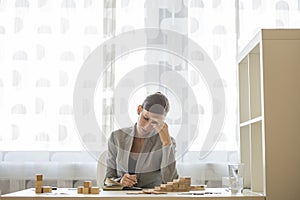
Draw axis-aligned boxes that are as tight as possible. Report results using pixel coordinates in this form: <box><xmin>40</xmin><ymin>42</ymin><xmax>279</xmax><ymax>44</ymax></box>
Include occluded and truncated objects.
<box><xmin>2</xmin><ymin>188</ymin><xmax>265</xmax><ymax>200</ymax></box>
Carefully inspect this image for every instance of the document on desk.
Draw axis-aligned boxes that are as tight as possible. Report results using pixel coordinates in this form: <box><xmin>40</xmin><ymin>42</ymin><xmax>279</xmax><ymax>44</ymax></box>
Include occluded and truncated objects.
<box><xmin>103</xmin><ymin>178</ymin><xmax>142</xmax><ymax>191</ymax></box>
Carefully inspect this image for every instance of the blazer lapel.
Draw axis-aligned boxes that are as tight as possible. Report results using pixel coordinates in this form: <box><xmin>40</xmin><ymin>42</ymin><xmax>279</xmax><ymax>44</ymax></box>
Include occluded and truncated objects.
<box><xmin>117</xmin><ymin>126</ymin><xmax>135</xmax><ymax>173</ymax></box>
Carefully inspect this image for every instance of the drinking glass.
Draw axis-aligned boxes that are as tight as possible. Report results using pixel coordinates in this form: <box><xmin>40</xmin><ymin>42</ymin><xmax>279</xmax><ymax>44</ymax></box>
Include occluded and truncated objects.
<box><xmin>228</xmin><ymin>163</ymin><xmax>244</xmax><ymax>194</ymax></box>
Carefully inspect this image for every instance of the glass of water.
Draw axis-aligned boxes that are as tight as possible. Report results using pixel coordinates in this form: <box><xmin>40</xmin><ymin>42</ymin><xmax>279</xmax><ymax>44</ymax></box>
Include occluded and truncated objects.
<box><xmin>228</xmin><ymin>163</ymin><xmax>244</xmax><ymax>194</ymax></box>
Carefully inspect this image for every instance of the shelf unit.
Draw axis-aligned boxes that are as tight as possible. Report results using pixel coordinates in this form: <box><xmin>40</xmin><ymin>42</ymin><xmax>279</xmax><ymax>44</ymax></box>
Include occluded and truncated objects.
<box><xmin>238</xmin><ymin>29</ymin><xmax>300</xmax><ymax>200</ymax></box>
<box><xmin>238</xmin><ymin>40</ymin><xmax>264</xmax><ymax>193</ymax></box>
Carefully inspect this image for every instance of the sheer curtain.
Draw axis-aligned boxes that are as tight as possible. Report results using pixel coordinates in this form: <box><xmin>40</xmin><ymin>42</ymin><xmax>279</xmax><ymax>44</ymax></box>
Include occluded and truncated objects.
<box><xmin>0</xmin><ymin>0</ymin><xmax>104</xmax><ymax>151</ymax></box>
<box><xmin>0</xmin><ymin>0</ymin><xmax>105</xmax><ymax>194</ymax></box>
<box><xmin>2</xmin><ymin>0</ymin><xmax>300</xmax><ymax>193</ymax></box>
<box><xmin>97</xmin><ymin>0</ymin><xmax>239</xmax><ymax>163</ymax></box>
<box><xmin>0</xmin><ymin>0</ymin><xmax>238</xmax><ymax>179</ymax></box>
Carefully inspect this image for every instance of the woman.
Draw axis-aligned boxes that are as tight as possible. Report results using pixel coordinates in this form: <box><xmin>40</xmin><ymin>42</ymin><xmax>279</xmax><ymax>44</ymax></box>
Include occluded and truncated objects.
<box><xmin>105</xmin><ymin>92</ymin><xmax>178</xmax><ymax>188</ymax></box>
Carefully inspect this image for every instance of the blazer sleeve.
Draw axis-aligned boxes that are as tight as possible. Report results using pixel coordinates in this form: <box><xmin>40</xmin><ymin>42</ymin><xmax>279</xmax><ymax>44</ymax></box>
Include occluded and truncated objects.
<box><xmin>105</xmin><ymin>133</ymin><xmax>122</xmax><ymax>183</ymax></box>
<box><xmin>160</xmin><ymin>137</ymin><xmax>179</xmax><ymax>183</ymax></box>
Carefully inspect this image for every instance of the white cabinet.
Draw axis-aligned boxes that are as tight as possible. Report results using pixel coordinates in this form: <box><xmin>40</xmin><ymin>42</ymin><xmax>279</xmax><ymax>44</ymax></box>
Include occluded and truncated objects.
<box><xmin>238</xmin><ymin>41</ymin><xmax>264</xmax><ymax>194</ymax></box>
<box><xmin>238</xmin><ymin>29</ymin><xmax>300</xmax><ymax>200</ymax></box>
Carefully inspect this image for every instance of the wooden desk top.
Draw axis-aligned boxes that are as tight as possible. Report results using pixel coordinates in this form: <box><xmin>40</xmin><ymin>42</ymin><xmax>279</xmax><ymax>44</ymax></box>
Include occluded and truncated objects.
<box><xmin>2</xmin><ymin>188</ymin><xmax>265</xmax><ymax>200</ymax></box>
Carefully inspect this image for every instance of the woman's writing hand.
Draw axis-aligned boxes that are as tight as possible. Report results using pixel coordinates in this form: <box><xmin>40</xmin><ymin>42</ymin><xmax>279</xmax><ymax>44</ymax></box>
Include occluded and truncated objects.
<box><xmin>120</xmin><ymin>174</ymin><xmax>137</xmax><ymax>187</ymax></box>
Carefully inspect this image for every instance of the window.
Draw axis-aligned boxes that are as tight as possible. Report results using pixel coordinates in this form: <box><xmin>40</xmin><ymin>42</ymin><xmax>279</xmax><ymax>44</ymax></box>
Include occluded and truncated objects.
<box><xmin>4</xmin><ymin>0</ymin><xmax>298</xmax><ymax>161</ymax></box>
<box><xmin>0</xmin><ymin>0</ymin><xmax>104</xmax><ymax>151</ymax></box>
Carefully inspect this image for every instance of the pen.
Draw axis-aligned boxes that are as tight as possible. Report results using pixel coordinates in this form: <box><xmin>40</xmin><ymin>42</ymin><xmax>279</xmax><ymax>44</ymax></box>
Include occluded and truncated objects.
<box><xmin>117</xmin><ymin>164</ymin><xmax>138</xmax><ymax>184</ymax></box>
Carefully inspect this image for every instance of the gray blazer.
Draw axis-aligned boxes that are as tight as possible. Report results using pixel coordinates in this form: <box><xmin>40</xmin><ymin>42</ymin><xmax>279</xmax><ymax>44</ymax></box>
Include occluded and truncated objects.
<box><xmin>105</xmin><ymin>124</ymin><xmax>178</xmax><ymax>188</ymax></box>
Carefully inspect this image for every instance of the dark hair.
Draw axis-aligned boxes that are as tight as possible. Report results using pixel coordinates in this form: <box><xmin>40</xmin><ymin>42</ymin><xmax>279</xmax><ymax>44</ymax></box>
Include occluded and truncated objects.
<box><xmin>142</xmin><ymin>92</ymin><xmax>169</xmax><ymax>115</ymax></box>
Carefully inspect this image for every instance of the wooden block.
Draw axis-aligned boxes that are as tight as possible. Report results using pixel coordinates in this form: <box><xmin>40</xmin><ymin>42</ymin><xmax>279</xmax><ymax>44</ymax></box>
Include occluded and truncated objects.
<box><xmin>190</xmin><ymin>185</ymin><xmax>206</xmax><ymax>191</ymax></box>
<box><xmin>42</xmin><ymin>186</ymin><xmax>52</xmax><ymax>193</ymax></box>
<box><xmin>35</xmin><ymin>180</ymin><xmax>43</xmax><ymax>187</ymax></box>
<box><xmin>141</xmin><ymin>189</ymin><xmax>168</xmax><ymax>194</ymax></box>
<box><xmin>181</xmin><ymin>176</ymin><xmax>191</xmax><ymax>180</ymax></box>
<box><xmin>179</xmin><ymin>177</ymin><xmax>185</xmax><ymax>182</ymax></box>
<box><xmin>185</xmin><ymin>181</ymin><xmax>191</xmax><ymax>185</ymax></box>
<box><xmin>173</xmin><ymin>179</ymin><xmax>180</xmax><ymax>183</ymax></box>
<box><xmin>126</xmin><ymin>191</ymin><xmax>144</xmax><ymax>194</ymax></box>
<box><xmin>178</xmin><ymin>184</ymin><xmax>187</xmax><ymax>189</ymax></box>
<box><xmin>83</xmin><ymin>181</ymin><xmax>92</xmax><ymax>188</ymax></box>
<box><xmin>166</xmin><ymin>182</ymin><xmax>174</xmax><ymax>189</ymax></box>
<box><xmin>142</xmin><ymin>189</ymin><xmax>153</xmax><ymax>194</ymax></box>
<box><xmin>36</xmin><ymin>174</ymin><xmax>43</xmax><ymax>181</ymax></box>
<box><xmin>82</xmin><ymin>187</ymin><xmax>90</xmax><ymax>194</ymax></box>
<box><xmin>179</xmin><ymin>177</ymin><xmax>191</xmax><ymax>184</ymax></box>
<box><xmin>178</xmin><ymin>189</ymin><xmax>189</xmax><ymax>192</ymax></box>
<box><xmin>154</xmin><ymin>186</ymin><xmax>161</xmax><ymax>191</ymax></box>
<box><xmin>172</xmin><ymin>183</ymin><xmax>179</xmax><ymax>188</ymax></box>
<box><xmin>153</xmin><ymin>190</ymin><xmax>168</xmax><ymax>194</ymax></box>
<box><xmin>90</xmin><ymin>187</ymin><xmax>100</xmax><ymax>194</ymax></box>
<box><xmin>35</xmin><ymin>187</ymin><xmax>43</xmax><ymax>194</ymax></box>
<box><xmin>166</xmin><ymin>185</ymin><xmax>173</xmax><ymax>190</ymax></box>
<box><xmin>187</xmin><ymin>186</ymin><xmax>191</xmax><ymax>191</ymax></box>
<box><xmin>77</xmin><ymin>186</ymin><xmax>84</xmax><ymax>194</ymax></box>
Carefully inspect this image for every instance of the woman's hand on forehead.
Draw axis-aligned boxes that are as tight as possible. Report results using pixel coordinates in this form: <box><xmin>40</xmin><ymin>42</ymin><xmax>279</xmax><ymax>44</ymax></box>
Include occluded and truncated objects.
<box><xmin>144</xmin><ymin>110</ymin><xmax>171</xmax><ymax>146</ymax></box>
<box><xmin>148</xmin><ymin>110</ymin><xmax>165</xmax><ymax>120</ymax></box>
